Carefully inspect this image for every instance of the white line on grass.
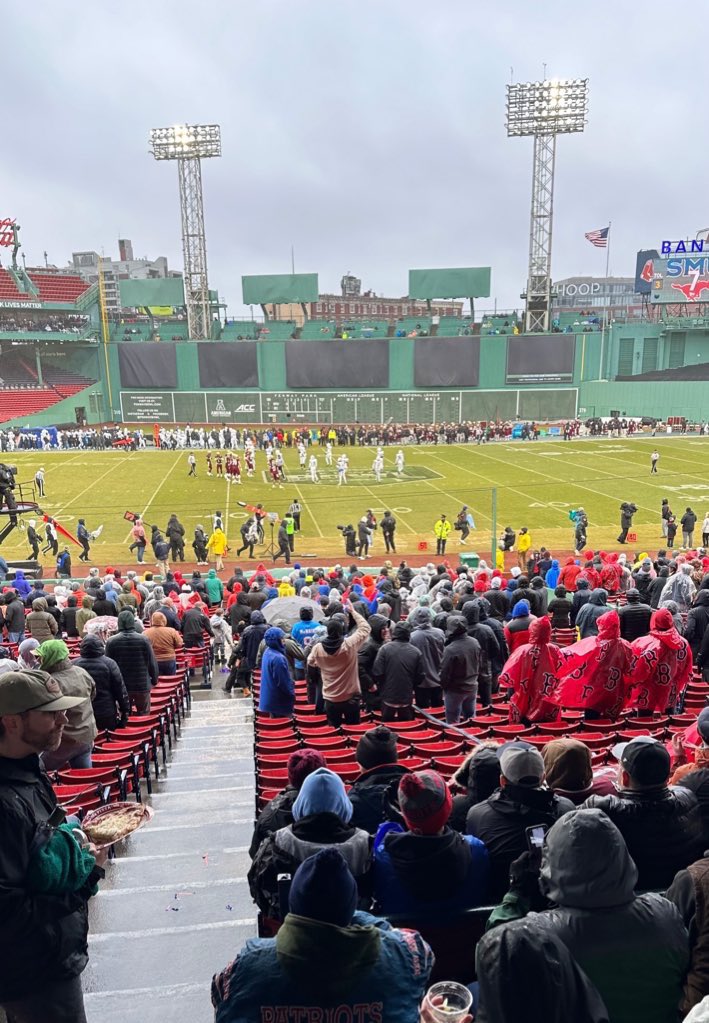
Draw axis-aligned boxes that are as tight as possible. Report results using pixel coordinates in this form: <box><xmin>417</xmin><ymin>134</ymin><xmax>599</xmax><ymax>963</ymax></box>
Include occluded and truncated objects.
<box><xmin>360</xmin><ymin>482</ymin><xmax>416</xmax><ymax>534</ymax></box>
<box><xmin>122</xmin><ymin>453</ymin><xmax>182</xmax><ymax>544</ymax></box>
<box><xmin>293</xmin><ymin>482</ymin><xmax>324</xmax><ymax>538</ymax></box>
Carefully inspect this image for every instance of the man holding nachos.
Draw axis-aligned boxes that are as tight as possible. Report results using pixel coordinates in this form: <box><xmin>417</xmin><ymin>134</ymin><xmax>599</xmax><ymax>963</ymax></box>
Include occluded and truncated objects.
<box><xmin>0</xmin><ymin>670</ymin><xmax>105</xmax><ymax>1023</ymax></box>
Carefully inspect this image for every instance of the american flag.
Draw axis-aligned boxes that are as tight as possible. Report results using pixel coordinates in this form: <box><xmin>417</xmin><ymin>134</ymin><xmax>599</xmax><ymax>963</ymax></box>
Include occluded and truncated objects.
<box><xmin>585</xmin><ymin>226</ymin><xmax>609</xmax><ymax>248</ymax></box>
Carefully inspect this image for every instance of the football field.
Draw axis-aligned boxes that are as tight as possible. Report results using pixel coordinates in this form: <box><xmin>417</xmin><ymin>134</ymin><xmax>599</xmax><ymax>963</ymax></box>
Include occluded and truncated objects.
<box><xmin>4</xmin><ymin>435</ymin><xmax>709</xmax><ymax>567</ymax></box>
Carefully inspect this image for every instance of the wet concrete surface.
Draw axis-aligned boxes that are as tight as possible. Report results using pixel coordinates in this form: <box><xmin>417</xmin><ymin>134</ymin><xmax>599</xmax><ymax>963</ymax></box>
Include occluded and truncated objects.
<box><xmin>84</xmin><ymin>689</ymin><xmax>256</xmax><ymax>1023</ymax></box>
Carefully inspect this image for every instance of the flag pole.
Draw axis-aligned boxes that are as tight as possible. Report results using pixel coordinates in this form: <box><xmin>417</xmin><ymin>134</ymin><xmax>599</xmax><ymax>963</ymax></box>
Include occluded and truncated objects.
<box><xmin>605</xmin><ymin>222</ymin><xmax>612</xmax><ymax>278</ymax></box>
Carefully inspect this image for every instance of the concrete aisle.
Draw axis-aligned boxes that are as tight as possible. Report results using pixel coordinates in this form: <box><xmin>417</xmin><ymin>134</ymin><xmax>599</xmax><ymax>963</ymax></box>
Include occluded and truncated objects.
<box><xmin>83</xmin><ymin>691</ymin><xmax>257</xmax><ymax>1023</ymax></box>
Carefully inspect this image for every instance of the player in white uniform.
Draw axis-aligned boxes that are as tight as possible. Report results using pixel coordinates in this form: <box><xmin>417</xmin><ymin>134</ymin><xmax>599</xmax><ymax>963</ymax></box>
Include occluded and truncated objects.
<box><xmin>336</xmin><ymin>455</ymin><xmax>347</xmax><ymax>486</ymax></box>
<box><xmin>309</xmin><ymin>455</ymin><xmax>320</xmax><ymax>483</ymax></box>
<box><xmin>395</xmin><ymin>449</ymin><xmax>405</xmax><ymax>476</ymax></box>
<box><xmin>325</xmin><ymin>441</ymin><xmax>333</xmax><ymax>467</ymax></box>
<box><xmin>372</xmin><ymin>453</ymin><xmax>384</xmax><ymax>482</ymax></box>
<box><xmin>298</xmin><ymin>443</ymin><xmax>307</xmax><ymax>469</ymax></box>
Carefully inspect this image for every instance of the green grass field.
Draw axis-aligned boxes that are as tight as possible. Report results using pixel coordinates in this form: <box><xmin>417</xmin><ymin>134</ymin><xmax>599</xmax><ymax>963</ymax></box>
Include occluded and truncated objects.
<box><xmin>4</xmin><ymin>435</ymin><xmax>709</xmax><ymax>567</ymax></box>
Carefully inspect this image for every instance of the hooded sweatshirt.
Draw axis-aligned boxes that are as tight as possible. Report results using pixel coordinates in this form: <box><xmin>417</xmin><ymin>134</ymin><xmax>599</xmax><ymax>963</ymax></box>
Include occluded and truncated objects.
<box><xmin>683</xmin><ymin>590</ymin><xmax>709</xmax><ymax>656</ymax></box>
<box><xmin>408</xmin><ymin>607</ymin><xmax>445</xmax><ymax>688</ymax></box>
<box><xmin>307</xmin><ymin>608</ymin><xmax>371</xmax><ymax>704</ymax></box>
<box><xmin>553</xmin><ymin>610</ymin><xmax>633</xmax><ymax>719</ymax></box>
<box><xmin>39</xmin><ymin>641</ymin><xmax>97</xmax><ymax>749</ymax></box>
<box><xmin>372</xmin><ymin>623</ymin><xmax>423</xmax><ymax>706</ymax></box>
<box><xmin>501</xmin><ymin>617</ymin><xmax>563</xmax><ymax>724</ymax></box>
<box><xmin>75</xmin><ymin>633</ymin><xmax>130</xmax><ymax>730</ymax></box>
<box><xmin>526</xmin><ymin>809</ymin><xmax>689</xmax><ymax>1023</ymax></box>
<box><xmin>238</xmin><ymin>610</ymin><xmax>268</xmax><ymax>669</ymax></box>
<box><xmin>205</xmin><ymin>568</ymin><xmax>224</xmax><ymax>606</ymax></box>
<box><xmin>259</xmin><ymin>627</ymin><xmax>295</xmax><ymax>718</ymax></box>
<box><xmin>26</xmin><ymin>598</ymin><xmax>58</xmax><ymax>642</ymax></box>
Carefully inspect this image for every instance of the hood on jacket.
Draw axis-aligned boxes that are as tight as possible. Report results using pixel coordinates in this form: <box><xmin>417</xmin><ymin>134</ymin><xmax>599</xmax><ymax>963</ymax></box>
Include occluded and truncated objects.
<box><xmin>364</xmin><ymin>614</ymin><xmax>389</xmax><ymax>643</ymax></box>
<box><xmin>576</xmin><ymin>578</ymin><xmax>590</xmax><ymax>591</ymax></box>
<box><xmin>446</xmin><ymin>615</ymin><xmax>468</xmax><ymax>638</ymax></box>
<box><xmin>208</xmin><ymin>568</ymin><xmax>217</xmax><ymax>578</ymax></box>
<box><xmin>18</xmin><ymin>637</ymin><xmax>40</xmax><ymax>667</ymax></box>
<box><xmin>651</xmin><ymin>607</ymin><xmax>683</xmax><ymax>648</ymax></box>
<box><xmin>461</xmin><ymin>600</ymin><xmax>481</xmax><ymax>625</ymax></box>
<box><xmin>475</xmin><ymin>919</ymin><xmax>611</xmax><ymax>1023</ymax></box>
<box><xmin>529</xmin><ymin>617</ymin><xmax>552</xmax><ymax>644</ymax></box>
<box><xmin>275</xmin><ymin>914</ymin><xmax>381</xmax><ymax>1000</ymax></box>
<box><xmin>37</xmin><ymin>639</ymin><xmax>70</xmax><ymax>672</ymax></box>
<box><xmin>32</xmin><ymin>598</ymin><xmax>48</xmax><ymax>612</ymax></box>
<box><xmin>454</xmin><ymin>746</ymin><xmax>502</xmax><ymax>802</ymax></box>
<box><xmin>596</xmin><ymin>609</ymin><xmax>620</xmax><ymax>639</ymax></box>
<box><xmin>588</xmin><ymin>588</ymin><xmax>608</xmax><ymax>606</ymax></box>
<box><xmin>117</xmin><ymin>609</ymin><xmax>136</xmax><ymax>632</ymax></box>
<box><xmin>511</xmin><ymin>600</ymin><xmax>530</xmax><ymax>619</ymax></box>
<box><xmin>264</xmin><ymin>626</ymin><xmax>286</xmax><ymax>650</ymax></box>
<box><xmin>542</xmin><ymin>739</ymin><xmax>593</xmax><ymax>794</ymax></box>
<box><xmin>79</xmin><ymin>634</ymin><xmax>105</xmax><ymax>657</ymax></box>
<box><xmin>694</xmin><ymin>590</ymin><xmax>709</xmax><ymax>608</ymax></box>
<box><xmin>540</xmin><ymin>808</ymin><xmax>637</xmax><ymax>909</ymax></box>
<box><xmin>391</xmin><ymin>622</ymin><xmax>411</xmax><ymax>642</ymax></box>
<box><xmin>408</xmin><ymin>607</ymin><xmax>432</xmax><ymax>629</ymax></box>
<box><xmin>249</xmin><ymin>610</ymin><xmax>266</xmax><ymax>626</ymax></box>
<box><xmin>292</xmin><ymin>767</ymin><xmax>353</xmax><ymax>823</ymax></box>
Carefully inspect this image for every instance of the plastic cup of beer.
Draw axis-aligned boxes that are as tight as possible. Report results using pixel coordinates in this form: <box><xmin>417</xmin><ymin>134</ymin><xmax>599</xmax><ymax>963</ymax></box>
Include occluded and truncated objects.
<box><xmin>424</xmin><ymin>981</ymin><xmax>473</xmax><ymax>1022</ymax></box>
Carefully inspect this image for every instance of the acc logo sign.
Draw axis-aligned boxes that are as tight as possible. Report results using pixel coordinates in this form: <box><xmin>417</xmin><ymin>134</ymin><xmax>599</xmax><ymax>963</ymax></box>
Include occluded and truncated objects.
<box><xmin>235</xmin><ymin>404</ymin><xmax>255</xmax><ymax>412</ymax></box>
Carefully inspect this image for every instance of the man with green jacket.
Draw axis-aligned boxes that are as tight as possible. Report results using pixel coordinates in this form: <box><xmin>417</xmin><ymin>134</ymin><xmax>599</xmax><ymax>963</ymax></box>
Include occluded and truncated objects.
<box><xmin>205</xmin><ymin>568</ymin><xmax>224</xmax><ymax>607</ymax></box>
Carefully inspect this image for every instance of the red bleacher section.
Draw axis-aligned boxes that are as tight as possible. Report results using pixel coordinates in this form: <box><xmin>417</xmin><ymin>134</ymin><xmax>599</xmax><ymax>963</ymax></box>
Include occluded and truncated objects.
<box><xmin>0</xmin><ymin>267</ymin><xmax>90</xmax><ymax>304</ymax></box>
<box><xmin>0</xmin><ymin>353</ymin><xmax>94</xmax><ymax>422</ymax></box>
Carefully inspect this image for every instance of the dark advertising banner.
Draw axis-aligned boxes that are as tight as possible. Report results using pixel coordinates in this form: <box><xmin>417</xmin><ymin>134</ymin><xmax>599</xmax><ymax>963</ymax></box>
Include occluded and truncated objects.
<box><xmin>506</xmin><ymin>335</ymin><xmax>576</xmax><ymax>384</ymax></box>
<box><xmin>634</xmin><ymin>248</ymin><xmax>659</xmax><ymax>295</ymax></box>
<box><xmin>197</xmin><ymin>342</ymin><xmax>259</xmax><ymax>388</ymax></box>
<box><xmin>285</xmin><ymin>340</ymin><xmax>389</xmax><ymax>388</ymax></box>
<box><xmin>119</xmin><ymin>392</ymin><xmax>174</xmax><ymax>421</ymax></box>
<box><xmin>117</xmin><ymin>343</ymin><xmax>178</xmax><ymax>389</ymax></box>
<box><xmin>414</xmin><ymin>337</ymin><xmax>480</xmax><ymax>387</ymax></box>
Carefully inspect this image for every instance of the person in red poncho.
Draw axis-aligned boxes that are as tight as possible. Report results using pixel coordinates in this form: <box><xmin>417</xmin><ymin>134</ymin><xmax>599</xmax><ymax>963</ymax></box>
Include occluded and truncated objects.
<box><xmin>625</xmin><ymin>608</ymin><xmax>693</xmax><ymax>715</ymax></box>
<box><xmin>499</xmin><ymin>616</ymin><xmax>562</xmax><ymax>725</ymax></box>
<box><xmin>552</xmin><ymin>610</ymin><xmax>633</xmax><ymax>720</ymax></box>
<box><xmin>558</xmin><ymin>557</ymin><xmax>581</xmax><ymax>592</ymax></box>
<box><xmin>599</xmin><ymin>554</ymin><xmax>621</xmax><ymax>594</ymax></box>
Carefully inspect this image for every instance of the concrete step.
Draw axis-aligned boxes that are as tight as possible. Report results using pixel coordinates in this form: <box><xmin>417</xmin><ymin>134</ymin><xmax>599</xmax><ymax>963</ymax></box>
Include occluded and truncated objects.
<box><xmin>166</xmin><ymin>759</ymin><xmax>254</xmax><ymax>778</ymax></box>
<box><xmin>148</xmin><ymin>772</ymin><xmax>253</xmax><ymax>793</ymax></box>
<box><xmin>102</xmin><ymin>847</ymin><xmax>252</xmax><ymax>888</ymax></box>
<box><xmin>85</xmin><ymin>982</ymin><xmax>212</xmax><ymax>1023</ymax></box>
<box><xmin>90</xmin><ymin>877</ymin><xmax>254</xmax><ymax>931</ymax></box>
<box><xmin>119</xmin><ymin>818</ymin><xmax>253</xmax><ymax>857</ymax></box>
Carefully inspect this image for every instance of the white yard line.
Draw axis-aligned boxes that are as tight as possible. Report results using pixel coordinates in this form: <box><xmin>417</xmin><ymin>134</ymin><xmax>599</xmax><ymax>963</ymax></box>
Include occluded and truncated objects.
<box><xmin>121</xmin><ymin>452</ymin><xmax>182</xmax><ymax>543</ymax></box>
<box><xmin>293</xmin><ymin>481</ymin><xmax>324</xmax><ymax>538</ymax></box>
<box><xmin>360</xmin><ymin>481</ymin><xmax>417</xmax><ymax>535</ymax></box>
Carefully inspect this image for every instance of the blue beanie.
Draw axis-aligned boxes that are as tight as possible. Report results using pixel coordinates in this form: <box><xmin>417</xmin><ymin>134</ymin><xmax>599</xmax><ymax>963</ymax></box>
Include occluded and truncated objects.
<box><xmin>512</xmin><ymin>599</ymin><xmax>530</xmax><ymax>618</ymax></box>
<box><xmin>292</xmin><ymin>768</ymin><xmax>353</xmax><ymax>823</ymax></box>
<box><xmin>288</xmin><ymin>848</ymin><xmax>357</xmax><ymax>926</ymax></box>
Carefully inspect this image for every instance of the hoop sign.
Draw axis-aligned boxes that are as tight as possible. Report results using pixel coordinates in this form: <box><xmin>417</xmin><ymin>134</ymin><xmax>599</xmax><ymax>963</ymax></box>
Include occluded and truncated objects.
<box><xmin>0</xmin><ymin>219</ymin><xmax>16</xmax><ymax>247</ymax></box>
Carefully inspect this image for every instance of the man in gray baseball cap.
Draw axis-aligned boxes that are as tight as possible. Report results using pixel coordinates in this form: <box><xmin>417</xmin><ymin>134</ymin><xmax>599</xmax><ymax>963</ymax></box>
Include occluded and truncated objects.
<box><xmin>0</xmin><ymin>670</ymin><xmax>97</xmax><ymax>1022</ymax></box>
<box><xmin>466</xmin><ymin>740</ymin><xmax>576</xmax><ymax>899</ymax></box>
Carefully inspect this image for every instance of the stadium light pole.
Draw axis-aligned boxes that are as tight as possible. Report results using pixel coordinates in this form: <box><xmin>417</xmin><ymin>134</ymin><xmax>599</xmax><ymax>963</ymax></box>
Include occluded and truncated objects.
<box><xmin>149</xmin><ymin>124</ymin><xmax>221</xmax><ymax>341</ymax></box>
<box><xmin>506</xmin><ymin>79</ymin><xmax>588</xmax><ymax>333</ymax></box>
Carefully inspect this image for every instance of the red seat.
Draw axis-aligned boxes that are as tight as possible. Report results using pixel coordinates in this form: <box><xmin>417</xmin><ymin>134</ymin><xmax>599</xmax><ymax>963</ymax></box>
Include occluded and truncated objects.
<box><xmin>432</xmin><ymin>756</ymin><xmax>467</xmax><ymax>777</ymax></box>
<box><xmin>490</xmin><ymin>724</ymin><xmax>535</xmax><ymax>739</ymax></box>
<box><xmin>258</xmin><ymin>789</ymin><xmax>281</xmax><ymax>809</ymax></box>
<box><xmin>258</xmin><ymin>769</ymin><xmax>289</xmax><ymax>788</ymax></box>
<box><xmin>398</xmin><ymin>757</ymin><xmax>429</xmax><ymax>772</ymax></box>
<box><xmin>256</xmin><ymin>740</ymin><xmax>301</xmax><ymax>755</ymax></box>
<box><xmin>300</xmin><ymin>736</ymin><xmax>350</xmax><ymax>750</ymax></box>
<box><xmin>413</xmin><ymin>740</ymin><xmax>465</xmax><ymax>757</ymax></box>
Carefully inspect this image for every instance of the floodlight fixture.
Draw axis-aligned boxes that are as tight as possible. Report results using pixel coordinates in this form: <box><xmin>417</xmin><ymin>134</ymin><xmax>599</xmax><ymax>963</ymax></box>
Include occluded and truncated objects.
<box><xmin>506</xmin><ymin>78</ymin><xmax>589</xmax><ymax>332</ymax></box>
<box><xmin>506</xmin><ymin>79</ymin><xmax>588</xmax><ymax>137</ymax></box>
<box><xmin>149</xmin><ymin>123</ymin><xmax>222</xmax><ymax>160</ymax></box>
<box><xmin>149</xmin><ymin>123</ymin><xmax>222</xmax><ymax>340</ymax></box>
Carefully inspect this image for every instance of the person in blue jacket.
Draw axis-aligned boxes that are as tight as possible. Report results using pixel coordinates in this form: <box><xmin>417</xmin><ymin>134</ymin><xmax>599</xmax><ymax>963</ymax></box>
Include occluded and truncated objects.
<box><xmin>213</xmin><ymin>847</ymin><xmax>433</xmax><ymax>1023</ymax></box>
<box><xmin>372</xmin><ymin>768</ymin><xmax>489</xmax><ymax>916</ymax></box>
<box><xmin>259</xmin><ymin>626</ymin><xmax>295</xmax><ymax>718</ymax></box>
<box><xmin>290</xmin><ymin>606</ymin><xmax>320</xmax><ymax>681</ymax></box>
<box><xmin>545</xmin><ymin>559</ymin><xmax>561</xmax><ymax>590</ymax></box>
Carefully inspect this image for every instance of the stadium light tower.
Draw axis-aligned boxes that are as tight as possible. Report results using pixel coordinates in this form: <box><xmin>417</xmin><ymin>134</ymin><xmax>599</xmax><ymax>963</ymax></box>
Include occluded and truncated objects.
<box><xmin>149</xmin><ymin>123</ymin><xmax>221</xmax><ymax>340</ymax></box>
<box><xmin>506</xmin><ymin>79</ymin><xmax>588</xmax><ymax>333</ymax></box>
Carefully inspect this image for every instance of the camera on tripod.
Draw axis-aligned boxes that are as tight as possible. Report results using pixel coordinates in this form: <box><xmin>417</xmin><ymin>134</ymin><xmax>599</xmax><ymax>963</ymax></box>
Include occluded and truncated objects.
<box><xmin>0</xmin><ymin>464</ymin><xmax>17</xmax><ymax>490</ymax></box>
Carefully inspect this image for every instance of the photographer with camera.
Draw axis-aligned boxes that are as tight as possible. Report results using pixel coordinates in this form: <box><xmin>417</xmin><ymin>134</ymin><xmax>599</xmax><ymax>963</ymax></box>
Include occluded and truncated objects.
<box><xmin>0</xmin><ymin>463</ymin><xmax>18</xmax><ymax>523</ymax></box>
<box><xmin>617</xmin><ymin>502</ymin><xmax>637</xmax><ymax>545</ymax></box>
<box><xmin>337</xmin><ymin>524</ymin><xmax>357</xmax><ymax>557</ymax></box>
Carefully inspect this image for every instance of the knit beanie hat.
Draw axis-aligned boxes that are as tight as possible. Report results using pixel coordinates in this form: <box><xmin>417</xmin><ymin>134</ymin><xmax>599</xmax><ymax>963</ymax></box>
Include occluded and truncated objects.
<box><xmin>288</xmin><ymin>848</ymin><xmax>357</xmax><ymax>926</ymax></box>
<box><xmin>287</xmin><ymin>748</ymin><xmax>327</xmax><ymax>789</ymax></box>
<box><xmin>398</xmin><ymin>770</ymin><xmax>452</xmax><ymax>835</ymax></box>
<box><xmin>292</xmin><ymin>768</ymin><xmax>353</xmax><ymax>823</ymax></box>
<box><xmin>356</xmin><ymin>726</ymin><xmax>398</xmax><ymax>769</ymax></box>
<box><xmin>37</xmin><ymin>639</ymin><xmax>69</xmax><ymax>672</ymax></box>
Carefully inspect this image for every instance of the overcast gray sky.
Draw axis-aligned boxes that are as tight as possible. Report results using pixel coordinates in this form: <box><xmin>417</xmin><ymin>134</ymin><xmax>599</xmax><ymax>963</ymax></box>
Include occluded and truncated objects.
<box><xmin>4</xmin><ymin>1</ymin><xmax>706</xmax><ymax>315</ymax></box>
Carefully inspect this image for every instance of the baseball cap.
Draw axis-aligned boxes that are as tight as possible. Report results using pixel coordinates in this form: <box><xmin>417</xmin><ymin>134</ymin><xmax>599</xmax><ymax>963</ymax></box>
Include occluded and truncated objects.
<box><xmin>611</xmin><ymin>735</ymin><xmax>671</xmax><ymax>786</ymax></box>
<box><xmin>0</xmin><ymin>670</ymin><xmax>87</xmax><ymax>715</ymax></box>
<box><xmin>499</xmin><ymin>741</ymin><xmax>545</xmax><ymax>786</ymax></box>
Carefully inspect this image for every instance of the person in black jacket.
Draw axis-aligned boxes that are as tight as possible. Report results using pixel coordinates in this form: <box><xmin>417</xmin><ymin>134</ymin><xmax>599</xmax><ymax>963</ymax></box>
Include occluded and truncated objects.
<box><xmin>449</xmin><ymin>745</ymin><xmax>502</xmax><ymax>833</ymax></box>
<box><xmin>2</xmin><ymin>591</ymin><xmax>26</xmax><ymax>644</ymax></box>
<box><xmin>617</xmin><ymin>588</ymin><xmax>652</xmax><ymax>642</ymax></box>
<box><xmin>548</xmin><ymin>585</ymin><xmax>573</xmax><ymax>628</ymax></box>
<box><xmin>648</xmin><ymin>566</ymin><xmax>669</xmax><ymax>609</ymax></box>
<box><xmin>105</xmin><ymin>609</ymin><xmax>158</xmax><ymax>713</ymax></box>
<box><xmin>0</xmin><ymin>669</ymin><xmax>104</xmax><ymax>1021</ymax></box>
<box><xmin>249</xmin><ymin>748</ymin><xmax>326</xmax><ymax>858</ymax></box>
<box><xmin>461</xmin><ymin>600</ymin><xmax>501</xmax><ymax>707</ymax></box>
<box><xmin>466</xmin><ymin>742</ymin><xmax>574</xmax><ymax>899</ymax></box>
<box><xmin>357</xmin><ymin>613</ymin><xmax>389</xmax><ymax>710</ymax></box>
<box><xmin>583</xmin><ymin>735</ymin><xmax>704</xmax><ymax>890</ymax></box>
<box><xmin>570</xmin><ymin>578</ymin><xmax>592</xmax><ymax>627</ymax></box>
<box><xmin>59</xmin><ymin>596</ymin><xmax>80</xmax><ymax>638</ymax></box>
<box><xmin>166</xmin><ymin>513</ymin><xmax>185</xmax><ymax>561</ymax></box>
<box><xmin>182</xmin><ymin>603</ymin><xmax>214</xmax><ymax>649</ymax></box>
<box><xmin>348</xmin><ymin>726</ymin><xmax>410</xmax><ymax>834</ymax></box>
<box><xmin>372</xmin><ymin>622</ymin><xmax>423</xmax><ymax>721</ymax></box>
<box><xmin>482</xmin><ymin>579</ymin><xmax>509</xmax><ymax>621</ymax></box>
<box><xmin>440</xmin><ymin>615</ymin><xmax>481</xmax><ymax>724</ymax></box>
<box><xmin>75</xmin><ymin>633</ymin><xmax>130</xmax><ymax>731</ymax></box>
<box><xmin>226</xmin><ymin>610</ymin><xmax>267</xmax><ymax>695</ymax></box>
<box><xmin>227</xmin><ymin>592</ymin><xmax>251</xmax><ymax>638</ymax></box>
<box><xmin>684</xmin><ymin>590</ymin><xmax>709</xmax><ymax>659</ymax></box>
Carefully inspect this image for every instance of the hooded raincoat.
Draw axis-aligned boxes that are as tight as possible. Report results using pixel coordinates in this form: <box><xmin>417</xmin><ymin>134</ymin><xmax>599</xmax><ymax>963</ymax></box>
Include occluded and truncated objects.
<box><xmin>259</xmin><ymin>627</ymin><xmax>295</xmax><ymax>718</ymax></box>
<box><xmin>499</xmin><ymin>617</ymin><xmax>562</xmax><ymax>724</ymax></box>
<box><xmin>626</xmin><ymin>608</ymin><xmax>693</xmax><ymax>713</ymax></box>
<box><xmin>553</xmin><ymin>610</ymin><xmax>633</xmax><ymax>718</ymax></box>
